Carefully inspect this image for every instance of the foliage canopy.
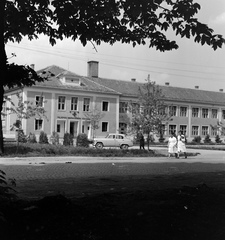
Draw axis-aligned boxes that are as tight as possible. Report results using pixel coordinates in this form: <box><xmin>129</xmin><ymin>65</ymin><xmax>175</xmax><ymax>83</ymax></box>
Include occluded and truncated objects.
<box><xmin>4</xmin><ymin>0</ymin><xmax>225</xmax><ymax>51</ymax></box>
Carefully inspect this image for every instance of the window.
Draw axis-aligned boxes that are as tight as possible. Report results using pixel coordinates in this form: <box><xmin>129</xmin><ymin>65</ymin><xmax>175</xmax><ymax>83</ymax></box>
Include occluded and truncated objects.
<box><xmin>102</xmin><ymin>122</ymin><xmax>108</xmax><ymax>132</ymax></box>
<box><xmin>202</xmin><ymin>108</ymin><xmax>208</xmax><ymax>118</ymax></box>
<box><xmin>119</xmin><ymin>123</ymin><xmax>127</xmax><ymax>134</ymax></box>
<box><xmin>192</xmin><ymin>126</ymin><xmax>199</xmax><ymax>136</ymax></box>
<box><xmin>202</xmin><ymin>126</ymin><xmax>209</xmax><ymax>136</ymax></box>
<box><xmin>119</xmin><ymin>102</ymin><xmax>128</xmax><ymax>113</ymax></box>
<box><xmin>83</xmin><ymin>98</ymin><xmax>90</xmax><ymax>112</ymax></box>
<box><xmin>116</xmin><ymin>135</ymin><xmax>124</xmax><ymax>139</ymax></box>
<box><xmin>158</xmin><ymin>107</ymin><xmax>166</xmax><ymax>116</ymax></box>
<box><xmin>211</xmin><ymin>126</ymin><xmax>217</xmax><ymax>136</ymax></box>
<box><xmin>131</xmin><ymin>102</ymin><xmax>140</xmax><ymax>114</ymax></box>
<box><xmin>102</xmin><ymin>101</ymin><xmax>109</xmax><ymax>111</ymax></box>
<box><xmin>58</xmin><ymin>96</ymin><xmax>66</xmax><ymax>110</ymax></box>
<box><xmin>222</xmin><ymin>110</ymin><xmax>225</xmax><ymax>119</ymax></box>
<box><xmin>169</xmin><ymin>125</ymin><xmax>176</xmax><ymax>135</ymax></box>
<box><xmin>180</xmin><ymin>107</ymin><xmax>187</xmax><ymax>117</ymax></box>
<box><xmin>108</xmin><ymin>134</ymin><xmax>115</xmax><ymax>139</ymax></box>
<box><xmin>35</xmin><ymin>119</ymin><xmax>43</xmax><ymax>131</ymax></box>
<box><xmin>159</xmin><ymin>124</ymin><xmax>166</xmax><ymax>136</ymax></box>
<box><xmin>35</xmin><ymin>95</ymin><xmax>44</xmax><ymax>107</ymax></box>
<box><xmin>57</xmin><ymin>124</ymin><xmax>60</xmax><ymax>133</ymax></box>
<box><xmin>71</xmin><ymin>97</ymin><xmax>78</xmax><ymax>111</ymax></box>
<box><xmin>192</xmin><ymin>108</ymin><xmax>199</xmax><ymax>117</ymax></box>
<box><xmin>169</xmin><ymin>106</ymin><xmax>177</xmax><ymax>116</ymax></box>
<box><xmin>211</xmin><ymin>109</ymin><xmax>218</xmax><ymax>119</ymax></box>
<box><xmin>179</xmin><ymin>125</ymin><xmax>187</xmax><ymax>135</ymax></box>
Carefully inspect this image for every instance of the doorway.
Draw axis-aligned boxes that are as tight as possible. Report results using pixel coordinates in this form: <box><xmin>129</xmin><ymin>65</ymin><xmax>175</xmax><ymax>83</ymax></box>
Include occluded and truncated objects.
<box><xmin>70</xmin><ymin>121</ymin><xmax>78</xmax><ymax>137</ymax></box>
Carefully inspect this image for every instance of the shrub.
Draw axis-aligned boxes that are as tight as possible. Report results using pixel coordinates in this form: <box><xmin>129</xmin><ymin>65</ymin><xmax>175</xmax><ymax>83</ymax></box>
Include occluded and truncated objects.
<box><xmin>148</xmin><ymin>134</ymin><xmax>155</xmax><ymax>143</ymax></box>
<box><xmin>63</xmin><ymin>132</ymin><xmax>73</xmax><ymax>146</ymax></box>
<box><xmin>76</xmin><ymin>133</ymin><xmax>93</xmax><ymax>147</ymax></box>
<box><xmin>204</xmin><ymin>134</ymin><xmax>211</xmax><ymax>144</ymax></box>
<box><xmin>192</xmin><ymin>136</ymin><xmax>201</xmax><ymax>143</ymax></box>
<box><xmin>3</xmin><ymin>143</ymin><xmax>162</xmax><ymax>157</ymax></box>
<box><xmin>215</xmin><ymin>135</ymin><xmax>222</xmax><ymax>144</ymax></box>
<box><xmin>27</xmin><ymin>132</ymin><xmax>37</xmax><ymax>143</ymax></box>
<box><xmin>17</xmin><ymin>129</ymin><xmax>27</xmax><ymax>143</ymax></box>
<box><xmin>50</xmin><ymin>131</ymin><xmax>59</xmax><ymax>145</ymax></box>
<box><xmin>39</xmin><ymin>131</ymin><xmax>49</xmax><ymax>144</ymax></box>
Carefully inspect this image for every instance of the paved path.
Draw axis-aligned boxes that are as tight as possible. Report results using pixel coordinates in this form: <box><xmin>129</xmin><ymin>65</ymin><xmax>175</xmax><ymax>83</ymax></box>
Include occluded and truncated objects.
<box><xmin>1</xmin><ymin>147</ymin><xmax>225</xmax><ymax>199</ymax></box>
<box><xmin>0</xmin><ymin>148</ymin><xmax>225</xmax><ymax>180</ymax></box>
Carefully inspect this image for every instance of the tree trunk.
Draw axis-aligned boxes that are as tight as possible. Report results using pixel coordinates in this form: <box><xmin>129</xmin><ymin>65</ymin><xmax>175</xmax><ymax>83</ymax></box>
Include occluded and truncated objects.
<box><xmin>147</xmin><ymin>132</ymin><xmax>150</xmax><ymax>151</ymax></box>
<box><xmin>0</xmin><ymin>0</ymin><xmax>7</xmax><ymax>154</ymax></box>
<box><xmin>0</xmin><ymin>86</ymin><xmax>4</xmax><ymax>154</ymax></box>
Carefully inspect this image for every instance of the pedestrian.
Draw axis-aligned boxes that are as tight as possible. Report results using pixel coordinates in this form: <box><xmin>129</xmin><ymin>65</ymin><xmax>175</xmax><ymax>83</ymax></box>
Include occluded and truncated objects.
<box><xmin>139</xmin><ymin>134</ymin><xmax>145</xmax><ymax>150</ymax></box>
<box><xmin>168</xmin><ymin>132</ymin><xmax>178</xmax><ymax>158</ymax></box>
<box><xmin>177</xmin><ymin>131</ymin><xmax>187</xmax><ymax>158</ymax></box>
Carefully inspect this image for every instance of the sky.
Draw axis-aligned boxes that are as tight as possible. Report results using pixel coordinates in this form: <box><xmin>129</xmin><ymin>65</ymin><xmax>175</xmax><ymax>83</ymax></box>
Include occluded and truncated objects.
<box><xmin>5</xmin><ymin>0</ymin><xmax>225</xmax><ymax>92</ymax></box>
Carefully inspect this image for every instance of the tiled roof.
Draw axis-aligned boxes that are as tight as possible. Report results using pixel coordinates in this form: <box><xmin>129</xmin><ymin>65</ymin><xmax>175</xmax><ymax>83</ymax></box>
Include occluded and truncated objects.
<box><xmin>90</xmin><ymin>78</ymin><xmax>225</xmax><ymax>105</ymax></box>
<box><xmin>35</xmin><ymin>65</ymin><xmax>225</xmax><ymax>105</ymax></box>
<box><xmin>88</xmin><ymin>77</ymin><xmax>141</xmax><ymax>97</ymax></box>
<box><xmin>34</xmin><ymin>65</ymin><xmax>119</xmax><ymax>94</ymax></box>
<box><xmin>160</xmin><ymin>86</ymin><xmax>225</xmax><ymax>105</ymax></box>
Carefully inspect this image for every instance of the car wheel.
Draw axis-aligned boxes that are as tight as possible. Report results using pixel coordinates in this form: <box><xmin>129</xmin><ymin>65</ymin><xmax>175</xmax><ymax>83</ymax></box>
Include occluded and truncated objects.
<box><xmin>121</xmin><ymin>144</ymin><xmax>129</xmax><ymax>150</ymax></box>
<box><xmin>95</xmin><ymin>142</ymin><xmax>103</xmax><ymax>149</ymax></box>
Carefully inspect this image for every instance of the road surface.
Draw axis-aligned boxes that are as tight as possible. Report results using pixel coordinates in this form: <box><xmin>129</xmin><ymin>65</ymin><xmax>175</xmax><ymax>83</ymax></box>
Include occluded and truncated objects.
<box><xmin>1</xmin><ymin>147</ymin><xmax>225</xmax><ymax>199</ymax></box>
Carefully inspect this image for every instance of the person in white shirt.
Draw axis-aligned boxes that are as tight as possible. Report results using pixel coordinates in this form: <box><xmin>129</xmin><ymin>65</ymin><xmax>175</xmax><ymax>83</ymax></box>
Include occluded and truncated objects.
<box><xmin>168</xmin><ymin>132</ymin><xmax>178</xmax><ymax>158</ymax></box>
<box><xmin>177</xmin><ymin>131</ymin><xmax>187</xmax><ymax>158</ymax></box>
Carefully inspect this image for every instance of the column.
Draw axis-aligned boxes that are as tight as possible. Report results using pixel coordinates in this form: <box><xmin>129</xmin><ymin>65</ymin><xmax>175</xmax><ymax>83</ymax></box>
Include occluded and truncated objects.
<box><xmin>50</xmin><ymin>93</ymin><xmax>55</xmax><ymax>134</ymax></box>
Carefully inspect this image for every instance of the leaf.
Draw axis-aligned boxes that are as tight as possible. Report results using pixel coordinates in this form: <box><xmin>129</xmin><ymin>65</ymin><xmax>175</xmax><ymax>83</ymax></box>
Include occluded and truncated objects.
<box><xmin>0</xmin><ymin>170</ymin><xmax>6</xmax><ymax>176</ymax></box>
<box><xmin>0</xmin><ymin>179</ymin><xmax>7</xmax><ymax>185</ymax></box>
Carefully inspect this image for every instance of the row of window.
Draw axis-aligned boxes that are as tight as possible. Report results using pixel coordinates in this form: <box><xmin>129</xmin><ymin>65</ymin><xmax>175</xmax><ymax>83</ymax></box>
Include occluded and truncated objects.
<box><xmin>119</xmin><ymin>101</ymin><xmax>225</xmax><ymax>119</ymax></box>
<box><xmin>168</xmin><ymin>106</ymin><xmax>225</xmax><ymax>119</ymax></box>
<box><xmin>59</xmin><ymin>97</ymin><xmax>109</xmax><ymax>112</ymax></box>
<box><xmin>167</xmin><ymin>125</ymin><xmax>218</xmax><ymax>136</ymax></box>
<box><xmin>35</xmin><ymin>120</ymin><xmax>219</xmax><ymax>137</ymax></box>
<box><xmin>34</xmin><ymin>119</ymin><xmax>110</xmax><ymax>132</ymax></box>
<box><xmin>36</xmin><ymin>95</ymin><xmax>110</xmax><ymax>112</ymax></box>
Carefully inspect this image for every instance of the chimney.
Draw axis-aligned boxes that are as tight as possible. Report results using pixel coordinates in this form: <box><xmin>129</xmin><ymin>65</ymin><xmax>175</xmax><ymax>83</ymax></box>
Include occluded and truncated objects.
<box><xmin>165</xmin><ymin>82</ymin><xmax>170</xmax><ymax>86</ymax></box>
<box><xmin>195</xmin><ymin>86</ymin><xmax>199</xmax><ymax>89</ymax></box>
<box><xmin>87</xmin><ymin>61</ymin><xmax>99</xmax><ymax>78</ymax></box>
<box><xmin>30</xmin><ymin>64</ymin><xmax>35</xmax><ymax>70</ymax></box>
<box><xmin>219</xmin><ymin>89</ymin><xmax>223</xmax><ymax>92</ymax></box>
<box><xmin>131</xmin><ymin>78</ymin><xmax>136</xmax><ymax>82</ymax></box>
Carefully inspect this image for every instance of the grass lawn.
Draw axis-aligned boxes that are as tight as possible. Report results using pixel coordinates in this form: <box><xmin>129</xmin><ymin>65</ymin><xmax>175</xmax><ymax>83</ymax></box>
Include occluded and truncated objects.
<box><xmin>2</xmin><ymin>142</ymin><xmax>206</xmax><ymax>158</ymax></box>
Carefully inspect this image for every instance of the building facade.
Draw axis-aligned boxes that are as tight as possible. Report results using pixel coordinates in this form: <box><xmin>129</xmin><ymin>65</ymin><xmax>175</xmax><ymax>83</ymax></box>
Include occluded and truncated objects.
<box><xmin>3</xmin><ymin>61</ymin><xmax>225</xmax><ymax>143</ymax></box>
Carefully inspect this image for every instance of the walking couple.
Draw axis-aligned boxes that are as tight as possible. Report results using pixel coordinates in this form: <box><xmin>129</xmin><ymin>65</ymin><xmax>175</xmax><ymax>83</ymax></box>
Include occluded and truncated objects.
<box><xmin>168</xmin><ymin>131</ymin><xmax>187</xmax><ymax>158</ymax></box>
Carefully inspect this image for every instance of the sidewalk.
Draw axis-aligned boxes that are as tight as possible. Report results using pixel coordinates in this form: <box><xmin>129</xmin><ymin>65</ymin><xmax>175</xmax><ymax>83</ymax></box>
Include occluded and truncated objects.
<box><xmin>1</xmin><ymin>146</ymin><xmax>225</xmax><ymax>166</ymax></box>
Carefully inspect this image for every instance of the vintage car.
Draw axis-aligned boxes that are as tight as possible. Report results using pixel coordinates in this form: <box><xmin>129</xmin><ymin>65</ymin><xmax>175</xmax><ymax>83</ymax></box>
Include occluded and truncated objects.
<box><xmin>93</xmin><ymin>133</ymin><xmax>133</xmax><ymax>149</ymax></box>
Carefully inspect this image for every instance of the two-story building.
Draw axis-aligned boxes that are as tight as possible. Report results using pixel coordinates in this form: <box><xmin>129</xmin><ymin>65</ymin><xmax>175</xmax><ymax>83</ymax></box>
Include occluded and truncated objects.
<box><xmin>3</xmin><ymin>61</ymin><xmax>225</xmax><ymax>142</ymax></box>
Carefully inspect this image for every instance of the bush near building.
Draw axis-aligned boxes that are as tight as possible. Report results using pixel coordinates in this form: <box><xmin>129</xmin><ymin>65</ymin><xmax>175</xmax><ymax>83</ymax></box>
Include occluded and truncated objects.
<box><xmin>50</xmin><ymin>131</ymin><xmax>59</xmax><ymax>145</ymax></box>
<box><xmin>39</xmin><ymin>131</ymin><xmax>49</xmax><ymax>144</ymax></box>
<box><xmin>76</xmin><ymin>133</ymin><xmax>93</xmax><ymax>148</ymax></box>
<box><xmin>215</xmin><ymin>135</ymin><xmax>222</xmax><ymax>144</ymax></box>
<box><xmin>192</xmin><ymin>136</ymin><xmax>202</xmax><ymax>144</ymax></box>
<box><xmin>27</xmin><ymin>132</ymin><xmax>37</xmax><ymax>143</ymax></box>
<box><xmin>63</xmin><ymin>133</ymin><xmax>73</xmax><ymax>146</ymax></box>
<box><xmin>204</xmin><ymin>134</ymin><xmax>211</xmax><ymax>144</ymax></box>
